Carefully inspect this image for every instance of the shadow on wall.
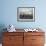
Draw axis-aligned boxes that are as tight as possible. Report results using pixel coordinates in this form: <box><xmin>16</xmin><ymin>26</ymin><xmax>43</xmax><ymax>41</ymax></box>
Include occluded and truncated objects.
<box><xmin>0</xmin><ymin>24</ymin><xmax>7</xmax><ymax>43</ymax></box>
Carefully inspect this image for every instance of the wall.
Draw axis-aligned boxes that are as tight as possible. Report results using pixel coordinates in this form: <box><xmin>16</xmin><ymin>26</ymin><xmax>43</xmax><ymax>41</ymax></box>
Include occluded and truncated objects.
<box><xmin>0</xmin><ymin>0</ymin><xmax>46</xmax><ymax>30</ymax></box>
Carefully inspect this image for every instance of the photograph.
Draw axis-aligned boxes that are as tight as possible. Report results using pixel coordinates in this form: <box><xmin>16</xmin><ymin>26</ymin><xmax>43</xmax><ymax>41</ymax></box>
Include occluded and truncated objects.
<box><xmin>17</xmin><ymin>7</ymin><xmax>35</xmax><ymax>22</ymax></box>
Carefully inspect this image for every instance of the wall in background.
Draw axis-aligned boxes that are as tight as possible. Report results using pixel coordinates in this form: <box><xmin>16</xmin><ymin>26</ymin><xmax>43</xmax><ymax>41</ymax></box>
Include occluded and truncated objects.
<box><xmin>0</xmin><ymin>0</ymin><xmax>46</xmax><ymax>31</ymax></box>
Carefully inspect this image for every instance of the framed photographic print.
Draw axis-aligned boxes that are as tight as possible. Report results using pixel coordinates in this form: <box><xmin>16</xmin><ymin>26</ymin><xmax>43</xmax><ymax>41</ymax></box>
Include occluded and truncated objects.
<box><xmin>17</xmin><ymin>7</ymin><xmax>35</xmax><ymax>22</ymax></box>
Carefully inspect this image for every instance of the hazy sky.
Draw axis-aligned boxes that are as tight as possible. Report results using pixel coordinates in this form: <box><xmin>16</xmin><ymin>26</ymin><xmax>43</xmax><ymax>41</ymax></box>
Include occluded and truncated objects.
<box><xmin>19</xmin><ymin>8</ymin><xmax>33</xmax><ymax>15</ymax></box>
